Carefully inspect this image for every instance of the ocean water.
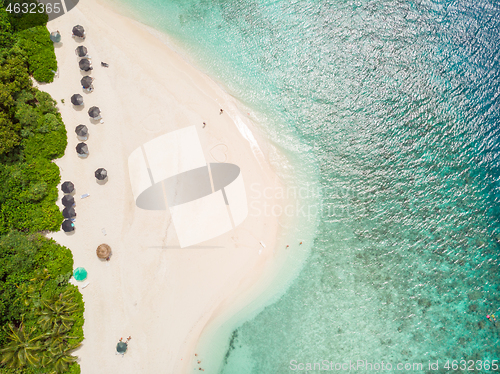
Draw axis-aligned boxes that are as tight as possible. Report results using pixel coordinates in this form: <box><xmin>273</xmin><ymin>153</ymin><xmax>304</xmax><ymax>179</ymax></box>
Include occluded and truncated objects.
<box><xmin>112</xmin><ymin>0</ymin><xmax>500</xmax><ymax>372</ymax></box>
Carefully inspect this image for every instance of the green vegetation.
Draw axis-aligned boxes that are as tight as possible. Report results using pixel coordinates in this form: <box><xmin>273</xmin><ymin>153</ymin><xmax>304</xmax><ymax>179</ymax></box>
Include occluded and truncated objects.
<box><xmin>3</xmin><ymin>1</ymin><xmax>57</xmax><ymax>82</ymax></box>
<box><xmin>0</xmin><ymin>3</ymin><xmax>84</xmax><ymax>373</ymax></box>
<box><xmin>17</xmin><ymin>26</ymin><xmax>57</xmax><ymax>83</ymax></box>
<box><xmin>0</xmin><ymin>5</ymin><xmax>66</xmax><ymax>233</ymax></box>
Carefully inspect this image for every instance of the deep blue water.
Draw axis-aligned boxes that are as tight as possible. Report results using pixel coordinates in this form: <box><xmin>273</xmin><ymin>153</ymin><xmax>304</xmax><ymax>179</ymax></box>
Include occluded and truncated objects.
<box><xmin>115</xmin><ymin>0</ymin><xmax>500</xmax><ymax>371</ymax></box>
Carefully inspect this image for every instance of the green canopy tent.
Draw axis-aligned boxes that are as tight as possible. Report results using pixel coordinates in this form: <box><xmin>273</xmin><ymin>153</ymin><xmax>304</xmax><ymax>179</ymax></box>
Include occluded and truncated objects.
<box><xmin>73</xmin><ymin>267</ymin><xmax>88</xmax><ymax>281</ymax></box>
<box><xmin>116</xmin><ymin>342</ymin><xmax>128</xmax><ymax>354</ymax></box>
<box><xmin>50</xmin><ymin>31</ymin><xmax>61</xmax><ymax>43</ymax></box>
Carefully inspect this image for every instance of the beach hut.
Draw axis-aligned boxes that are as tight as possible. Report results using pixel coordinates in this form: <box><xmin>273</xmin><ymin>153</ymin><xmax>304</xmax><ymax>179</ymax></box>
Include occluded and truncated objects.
<box><xmin>73</xmin><ymin>267</ymin><xmax>87</xmax><ymax>281</ymax></box>
<box><xmin>50</xmin><ymin>31</ymin><xmax>61</xmax><ymax>43</ymax></box>
<box><xmin>62</xmin><ymin>220</ymin><xmax>75</xmax><ymax>232</ymax></box>
<box><xmin>95</xmin><ymin>168</ymin><xmax>107</xmax><ymax>181</ymax></box>
<box><xmin>76</xmin><ymin>142</ymin><xmax>89</xmax><ymax>157</ymax></box>
<box><xmin>75</xmin><ymin>124</ymin><xmax>88</xmax><ymax>140</ymax></box>
<box><xmin>81</xmin><ymin>76</ymin><xmax>93</xmax><ymax>89</ymax></box>
<box><xmin>116</xmin><ymin>341</ymin><xmax>128</xmax><ymax>355</ymax></box>
<box><xmin>71</xmin><ymin>94</ymin><xmax>84</xmax><ymax>106</ymax></box>
<box><xmin>75</xmin><ymin>45</ymin><xmax>88</xmax><ymax>58</ymax></box>
<box><xmin>88</xmin><ymin>106</ymin><xmax>101</xmax><ymax>120</ymax></box>
<box><xmin>96</xmin><ymin>244</ymin><xmax>112</xmax><ymax>260</ymax></box>
<box><xmin>61</xmin><ymin>181</ymin><xmax>74</xmax><ymax>194</ymax></box>
<box><xmin>72</xmin><ymin>25</ymin><xmax>85</xmax><ymax>38</ymax></box>
<box><xmin>62</xmin><ymin>206</ymin><xmax>76</xmax><ymax>219</ymax></box>
<box><xmin>79</xmin><ymin>58</ymin><xmax>92</xmax><ymax>72</ymax></box>
<box><xmin>62</xmin><ymin>195</ymin><xmax>75</xmax><ymax>207</ymax></box>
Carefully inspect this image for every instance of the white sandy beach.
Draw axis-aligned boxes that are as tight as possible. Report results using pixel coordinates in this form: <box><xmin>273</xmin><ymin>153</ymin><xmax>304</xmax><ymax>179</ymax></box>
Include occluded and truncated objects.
<box><xmin>38</xmin><ymin>0</ymin><xmax>300</xmax><ymax>373</ymax></box>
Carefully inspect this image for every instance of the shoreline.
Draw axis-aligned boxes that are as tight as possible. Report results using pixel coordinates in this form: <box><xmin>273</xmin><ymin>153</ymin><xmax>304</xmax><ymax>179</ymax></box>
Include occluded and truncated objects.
<box><xmin>38</xmin><ymin>0</ymin><xmax>314</xmax><ymax>372</ymax></box>
<box><xmin>105</xmin><ymin>4</ymin><xmax>321</xmax><ymax>372</ymax></box>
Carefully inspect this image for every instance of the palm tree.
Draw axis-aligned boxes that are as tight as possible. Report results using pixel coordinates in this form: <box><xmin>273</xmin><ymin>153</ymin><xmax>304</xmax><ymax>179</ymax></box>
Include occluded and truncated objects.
<box><xmin>41</xmin><ymin>341</ymin><xmax>81</xmax><ymax>374</ymax></box>
<box><xmin>0</xmin><ymin>324</ymin><xmax>42</xmax><ymax>369</ymax></box>
<box><xmin>32</xmin><ymin>289</ymin><xmax>83</xmax><ymax>373</ymax></box>
<box><xmin>42</xmin><ymin>323</ymin><xmax>78</xmax><ymax>351</ymax></box>
<box><xmin>37</xmin><ymin>290</ymin><xmax>79</xmax><ymax>331</ymax></box>
<box><xmin>14</xmin><ymin>268</ymin><xmax>51</xmax><ymax>312</ymax></box>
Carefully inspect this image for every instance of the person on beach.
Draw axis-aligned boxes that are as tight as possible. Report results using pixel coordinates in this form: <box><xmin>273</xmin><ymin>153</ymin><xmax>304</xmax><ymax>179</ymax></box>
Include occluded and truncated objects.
<box><xmin>203</xmin><ymin>122</ymin><xmax>206</xmax><ymax>128</ymax></box>
<box><xmin>220</xmin><ymin>109</ymin><xmax>224</xmax><ymax>115</ymax></box>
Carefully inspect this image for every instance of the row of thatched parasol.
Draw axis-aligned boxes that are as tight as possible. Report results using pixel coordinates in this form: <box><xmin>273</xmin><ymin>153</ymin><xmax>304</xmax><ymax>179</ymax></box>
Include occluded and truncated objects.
<box><xmin>70</xmin><ymin>94</ymin><xmax>100</xmax><ymax>117</ymax></box>
<box><xmin>71</xmin><ymin>96</ymin><xmax>101</xmax><ymax>117</ymax></box>
<box><xmin>62</xmin><ymin>24</ymin><xmax>122</xmax><ymax>356</ymax></box>
<box><xmin>74</xmin><ymin>27</ymin><xmax>93</xmax><ymax>95</ymax></box>
<box><xmin>72</xmin><ymin>25</ymin><xmax>100</xmax><ymax>121</ymax></box>
<box><xmin>60</xmin><ymin>167</ymin><xmax>107</xmax><ymax>233</ymax></box>
<box><xmin>70</xmin><ymin>26</ymin><xmax>103</xmax><ymax>164</ymax></box>
<box><xmin>66</xmin><ymin>23</ymin><xmax>107</xmax><ymax>231</ymax></box>
<box><xmin>61</xmin><ymin>181</ymin><xmax>77</xmax><ymax>230</ymax></box>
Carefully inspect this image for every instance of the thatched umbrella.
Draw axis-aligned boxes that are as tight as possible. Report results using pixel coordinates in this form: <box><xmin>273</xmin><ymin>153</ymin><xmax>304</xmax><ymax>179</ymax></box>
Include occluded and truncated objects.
<box><xmin>61</xmin><ymin>181</ymin><xmax>74</xmax><ymax>194</ymax></box>
<box><xmin>81</xmin><ymin>76</ymin><xmax>93</xmax><ymax>89</ymax></box>
<box><xmin>71</xmin><ymin>94</ymin><xmax>83</xmax><ymax>105</ymax></box>
<box><xmin>72</xmin><ymin>25</ymin><xmax>85</xmax><ymax>38</ymax></box>
<box><xmin>75</xmin><ymin>124</ymin><xmax>88</xmax><ymax>140</ymax></box>
<box><xmin>96</xmin><ymin>244</ymin><xmax>111</xmax><ymax>260</ymax></box>
<box><xmin>76</xmin><ymin>142</ymin><xmax>89</xmax><ymax>157</ymax></box>
<box><xmin>88</xmin><ymin>106</ymin><xmax>101</xmax><ymax>119</ymax></box>
<box><xmin>95</xmin><ymin>168</ymin><xmax>107</xmax><ymax>180</ymax></box>
<box><xmin>62</xmin><ymin>195</ymin><xmax>75</xmax><ymax>207</ymax></box>
<box><xmin>62</xmin><ymin>220</ymin><xmax>75</xmax><ymax>232</ymax></box>
<box><xmin>75</xmin><ymin>45</ymin><xmax>88</xmax><ymax>57</ymax></box>
<box><xmin>62</xmin><ymin>206</ymin><xmax>76</xmax><ymax>219</ymax></box>
<box><xmin>50</xmin><ymin>31</ymin><xmax>61</xmax><ymax>43</ymax></box>
<box><xmin>116</xmin><ymin>341</ymin><xmax>128</xmax><ymax>354</ymax></box>
<box><xmin>79</xmin><ymin>58</ymin><xmax>92</xmax><ymax>71</ymax></box>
